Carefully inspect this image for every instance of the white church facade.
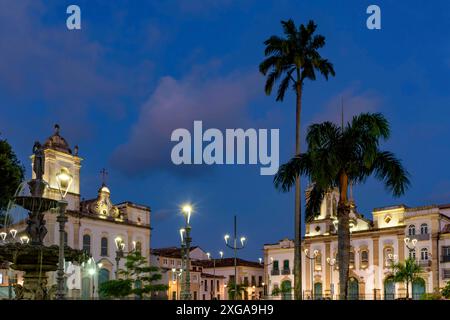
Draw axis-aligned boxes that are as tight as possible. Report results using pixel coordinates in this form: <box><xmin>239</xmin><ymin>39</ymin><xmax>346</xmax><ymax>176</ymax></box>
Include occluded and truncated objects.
<box><xmin>1</xmin><ymin>125</ymin><xmax>151</xmax><ymax>299</ymax></box>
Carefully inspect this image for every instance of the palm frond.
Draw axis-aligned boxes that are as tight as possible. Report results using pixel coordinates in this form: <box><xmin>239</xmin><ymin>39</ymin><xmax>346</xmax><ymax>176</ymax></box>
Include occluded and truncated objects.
<box><xmin>372</xmin><ymin>151</ymin><xmax>410</xmax><ymax>197</ymax></box>
<box><xmin>274</xmin><ymin>153</ymin><xmax>313</xmax><ymax>192</ymax></box>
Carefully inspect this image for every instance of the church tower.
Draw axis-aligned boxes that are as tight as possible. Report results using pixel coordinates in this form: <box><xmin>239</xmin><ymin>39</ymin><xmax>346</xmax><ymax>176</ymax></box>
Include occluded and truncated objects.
<box><xmin>30</xmin><ymin>124</ymin><xmax>82</xmax><ymax>211</ymax></box>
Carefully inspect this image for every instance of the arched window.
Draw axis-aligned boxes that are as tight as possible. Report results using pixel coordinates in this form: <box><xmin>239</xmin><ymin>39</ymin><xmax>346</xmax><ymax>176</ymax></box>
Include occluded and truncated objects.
<box><xmin>101</xmin><ymin>237</ymin><xmax>108</xmax><ymax>256</ymax></box>
<box><xmin>420</xmin><ymin>248</ymin><xmax>428</xmax><ymax>261</ymax></box>
<box><xmin>135</xmin><ymin>241</ymin><xmax>142</xmax><ymax>254</ymax></box>
<box><xmin>314</xmin><ymin>252</ymin><xmax>322</xmax><ymax>271</ymax></box>
<box><xmin>82</xmin><ymin>234</ymin><xmax>91</xmax><ymax>255</ymax></box>
<box><xmin>361</xmin><ymin>250</ymin><xmax>369</xmax><ymax>263</ymax></box>
<box><xmin>408</xmin><ymin>225</ymin><xmax>416</xmax><ymax>236</ymax></box>
<box><xmin>349</xmin><ymin>251</ymin><xmax>355</xmax><ymax>268</ymax></box>
<box><xmin>383</xmin><ymin>247</ymin><xmax>394</xmax><ymax>267</ymax></box>
<box><xmin>420</xmin><ymin>224</ymin><xmax>428</xmax><ymax>235</ymax></box>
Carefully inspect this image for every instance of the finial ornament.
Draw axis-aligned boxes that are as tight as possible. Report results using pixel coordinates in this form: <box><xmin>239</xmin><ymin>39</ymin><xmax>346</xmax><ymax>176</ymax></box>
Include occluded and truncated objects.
<box><xmin>54</xmin><ymin>124</ymin><xmax>60</xmax><ymax>134</ymax></box>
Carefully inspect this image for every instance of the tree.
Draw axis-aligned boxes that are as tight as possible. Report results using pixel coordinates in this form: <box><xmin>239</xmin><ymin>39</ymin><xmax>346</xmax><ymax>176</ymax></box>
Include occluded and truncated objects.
<box><xmin>99</xmin><ymin>251</ymin><xmax>167</xmax><ymax>300</ymax></box>
<box><xmin>441</xmin><ymin>281</ymin><xmax>450</xmax><ymax>299</ymax></box>
<box><xmin>227</xmin><ymin>281</ymin><xmax>247</xmax><ymax>300</ymax></box>
<box><xmin>392</xmin><ymin>258</ymin><xmax>423</xmax><ymax>299</ymax></box>
<box><xmin>0</xmin><ymin>137</ymin><xmax>25</xmax><ymax>228</ymax></box>
<box><xmin>260</xmin><ymin>19</ymin><xmax>335</xmax><ymax>300</ymax></box>
<box><xmin>274</xmin><ymin>113</ymin><xmax>409</xmax><ymax>299</ymax></box>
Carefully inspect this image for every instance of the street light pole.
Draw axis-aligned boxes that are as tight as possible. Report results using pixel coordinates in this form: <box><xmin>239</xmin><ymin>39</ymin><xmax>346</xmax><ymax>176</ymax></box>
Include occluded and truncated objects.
<box><xmin>304</xmin><ymin>249</ymin><xmax>318</xmax><ymax>300</ymax></box>
<box><xmin>55</xmin><ymin>168</ymin><xmax>73</xmax><ymax>300</ymax></box>
<box><xmin>114</xmin><ymin>237</ymin><xmax>126</xmax><ymax>279</ymax></box>
<box><xmin>180</xmin><ymin>205</ymin><xmax>193</xmax><ymax>300</ymax></box>
<box><xmin>326</xmin><ymin>257</ymin><xmax>336</xmax><ymax>300</ymax></box>
<box><xmin>224</xmin><ymin>215</ymin><xmax>246</xmax><ymax>300</ymax></box>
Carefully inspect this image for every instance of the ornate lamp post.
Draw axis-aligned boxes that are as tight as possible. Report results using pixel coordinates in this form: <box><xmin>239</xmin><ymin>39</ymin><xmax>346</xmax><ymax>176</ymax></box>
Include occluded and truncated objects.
<box><xmin>304</xmin><ymin>249</ymin><xmax>318</xmax><ymax>300</ymax></box>
<box><xmin>55</xmin><ymin>167</ymin><xmax>73</xmax><ymax>300</ymax></box>
<box><xmin>224</xmin><ymin>215</ymin><xmax>246</xmax><ymax>300</ymax></box>
<box><xmin>326</xmin><ymin>257</ymin><xmax>336</xmax><ymax>300</ymax></box>
<box><xmin>114</xmin><ymin>237</ymin><xmax>126</xmax><ymax>279</ymax></box>
<box><xmin>180</xmin><ymin>204</ymin><xmax>193</xmax><ymax>300</ymax></box>
<box><xmin>404</xmin><ymin>237</ymin><xmax>417</xmax><ymax>259</ymax></box>
<box><xmin>0</xmin><ymin>229</ymin><xmax>18</xmax><ymax>299</ymax></box>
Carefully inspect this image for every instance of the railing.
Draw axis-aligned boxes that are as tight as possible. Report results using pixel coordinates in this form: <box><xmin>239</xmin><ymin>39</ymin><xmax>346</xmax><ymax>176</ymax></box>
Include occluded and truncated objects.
<box><xmin>271</xmin><ymin>269</ymin><xmax>280</xmax><ymax>276</ymax></box>
<box><xmin>418</xmin><ymin>260</ymin><xmax>431</xmax><ymax>267</ymax></box>
<box><xmin>281</xmin><ymin>269</ymin><xmax>290</xmax><ymax>275</ymax></box>
<box><xmin>441</xmin><ymin>255</ymin><xmax>450</xmax><ymax>263</ymax></box>
<box><xmin>409</xmin><ymin>233</ymin><xmax>430</xmax><ymax>241</ymax></box>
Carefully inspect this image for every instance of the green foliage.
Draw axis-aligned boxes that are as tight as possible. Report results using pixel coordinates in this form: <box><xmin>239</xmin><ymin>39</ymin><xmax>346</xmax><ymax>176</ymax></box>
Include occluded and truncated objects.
<box><xmin>227</xmin><ymin>282</ymin><xmax>247</xmax><ymax>300</ymax></box>
<box><xmin>441</xmin><ymin>281</ymin><xmax>450</xmax><ymax>299</ymax></box>
<box><xmin>421</xmin><ymin>292</ymin><xmax>442</xmax><ymax>300</ymax></box>
<box><xmin>392</xmin><ymin>258</ymin><xmax>424</xmax><ymax>299</ymax></box>
<box><xmin>274</xmin><ymin>113</ymin><xmax>410</xmax><ymax>222</ymax></box>
<box><xmin>98</xmin><ymin>279</ymin><xmax>132</xmax><ymax>299</ymax></box>
<box><xmin>0</xmin><ymin>137</ymin><xmax>24</xmax><ymax>227</ymax></box>
<box><xmin>98</xmin><ymin>251</ymin><xmax>167</xmax><ymax>299</ymax></box>
<box><xmin>259</xmin><ymin>19</ymin><xmax>335</xmax><ymax>101</ymax></box>
<box><xmin>271</xmin><ymin>287</ymin><xmax>280</xmax><ymax>296</ymax></box>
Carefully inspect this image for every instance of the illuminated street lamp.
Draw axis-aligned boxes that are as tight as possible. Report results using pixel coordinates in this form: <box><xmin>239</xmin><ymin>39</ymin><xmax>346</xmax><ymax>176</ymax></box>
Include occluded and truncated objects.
<box><xmin>180</xmin><ymin>204</ymin><xmax>193</xmax><ymax>300</ymax></box>
<box><xmin>114</xmin><ymin>236</ymin><xmax>127</xmax><ymax>279</ymax></box>
<box><xmin>55</xmin><ymin>167</ymin><xmax>73</xmax><ymax>300</ymax></box>
<box><xmin>404</xmin><ymin>237</ymin><xmax>418</xmax><ymax>258</ymax></box>
<box><xmin>259</xmin><ymin>256</ymin><xmax>274</xmax><ymax>298</ymax></box>
<box><xmin>304</xmin><ymin>249</ymin><xmax>319</xmax><ymax>300</ymax></box>
<box><xmin>206</xmin><ymin>251</ymin><xmax>223</xmax><ymax>300</ymax></box>
<box><xmin>326</xmin><ymin>257</ymin><xmax>336</xmax><ymax>299</ymax></box>
<box><xmin>224</xmin><ymin>215</ymin><xmax>247</xmax><ymax>300</ymax></box>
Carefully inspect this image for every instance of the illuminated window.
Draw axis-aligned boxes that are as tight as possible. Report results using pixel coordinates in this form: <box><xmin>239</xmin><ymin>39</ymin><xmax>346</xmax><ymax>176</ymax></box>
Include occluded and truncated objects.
<box><xmin>314</xmin><ymin>252</ymin><xmax>322</xmax><ymax>271</ymax></box>
<box><xmin>384</xmin><ymin>247</ymin><xmax>393</xmax><ymax>267</ymax></box>
<box><xmin>349</xmin><ymin>251</ymin><xmax>355</xmax><ymax>268</ymax></box>
<box><xmin>361</xmin><ymin>250</ymin><xmax>369</xmax><ymax>263</ymax></box>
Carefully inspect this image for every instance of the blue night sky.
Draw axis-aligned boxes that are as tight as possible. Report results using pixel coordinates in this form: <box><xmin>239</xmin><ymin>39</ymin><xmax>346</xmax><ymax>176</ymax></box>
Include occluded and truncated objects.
<box><xmin>1</xmin><ymin>1</ymin><xmax>449</xmax><ymax>261</ymax></box>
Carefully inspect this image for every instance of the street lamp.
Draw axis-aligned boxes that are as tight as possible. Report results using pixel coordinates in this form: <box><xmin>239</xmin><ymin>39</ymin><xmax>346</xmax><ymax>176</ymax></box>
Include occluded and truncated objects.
<box><xmin>180</xmin><ymin>204</ymin><xmax>193</xmax><ymax>300</ymax></box>
<box><xmin>404</xmin><ymin>237</ymin><xmax>417</xmax><ymax>259</ymax></box>
<box><xmin>206</xmin><ymin>251</ymin><xmax>223</xmax><ymax>300</ymax></box>
<box><xmin>0</xmin><ymin>227</ymin><xmax>18</xmax><ymax>299</ymax></box>
<box><xmin>326</xmin><ymin>257</ymin><xmax>336</xmax><ymax>300</ymax></box>
<box><xmin>224</xmin><ymin>215</ymin><xmax>246</xmax><ymax>300</ymax></box>
<box><xmin>304</xmin><ymin>249</ymin><xmax>318</xmax><ymax>300</ymax></box>
<box><xmin>171</xmin><ymin>268</ymin><xmax>183</xmax><ymax>300</ymax></box>
<box><xmin>259</xmin><ymin>257</ymin><xmax>274</xmax><ymax>299</ymax></box>
<box><xmin>114</xmin><ymin>236</ymin><xmax>126</xmax><ymax>279</ymax></box>
<box><xmin>55</xmin><ymin>167</ymin><xmax>73</xmax><ymax>300</ymax></box>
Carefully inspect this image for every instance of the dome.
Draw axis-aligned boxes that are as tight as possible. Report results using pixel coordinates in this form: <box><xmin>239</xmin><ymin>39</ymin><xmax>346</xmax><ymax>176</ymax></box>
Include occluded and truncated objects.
<box><xmin>100</xmin><ymin>185</ymin><xmax>111</xmax><ymax>194</ymax></box>
<box><xmin>43</xmin><ymin>124</ymin><xmax>72</xmax><ymax>154</ymax></box>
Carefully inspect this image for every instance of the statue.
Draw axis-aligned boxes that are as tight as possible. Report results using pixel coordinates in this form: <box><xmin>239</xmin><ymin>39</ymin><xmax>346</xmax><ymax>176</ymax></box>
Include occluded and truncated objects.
<box><xmin>32</xmin><ymin>141</ymin><xmax>45</xmax><ymax>181</ymax></box>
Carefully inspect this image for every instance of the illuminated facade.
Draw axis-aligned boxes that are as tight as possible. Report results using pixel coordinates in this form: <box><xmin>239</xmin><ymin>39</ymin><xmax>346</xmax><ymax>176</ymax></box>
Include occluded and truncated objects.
<box><xmin>264</xmin><ymin>189</ymin><xmax>450</xmax><ymax>299</ymax></box>
<box><xmin>0</xmin><ymin>125</ymin><xmax>151</xmax><ymax>299</ymax></box>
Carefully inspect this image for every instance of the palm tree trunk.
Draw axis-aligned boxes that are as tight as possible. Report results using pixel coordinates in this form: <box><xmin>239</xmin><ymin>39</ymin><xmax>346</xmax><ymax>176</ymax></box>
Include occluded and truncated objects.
<box><xmin>293</xmin><ymin>81</ymin><xmax>303</xmax><ymax>300</ymax></box>
<box><xmin>337</xmin><ymin>172</ymin><xmax>350</xmax><ymax>300</ymax></box>
<box><xmin>406</xmin><ymin>280</ymin><xmax>409</xmax><ymax>299</ymax></box>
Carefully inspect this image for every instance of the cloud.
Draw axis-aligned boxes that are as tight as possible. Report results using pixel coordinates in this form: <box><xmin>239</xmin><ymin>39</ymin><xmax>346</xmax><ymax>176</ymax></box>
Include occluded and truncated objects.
<box><xmin>111</xmin><ymin>67</ymin><xmax>261</xmax><ymax>176</ymax></box>
<box><xmin>309</xmin><ymin>86</ymin><xmax>382</xmax><ymax>126</ymax></box>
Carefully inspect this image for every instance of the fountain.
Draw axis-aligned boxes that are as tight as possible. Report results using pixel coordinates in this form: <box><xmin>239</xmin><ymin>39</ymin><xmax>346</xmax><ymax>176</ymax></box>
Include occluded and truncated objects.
<box><xmin>0</xmin><ymin>141</ymin><xmax>87</xmax><ymax>300</ymax></box>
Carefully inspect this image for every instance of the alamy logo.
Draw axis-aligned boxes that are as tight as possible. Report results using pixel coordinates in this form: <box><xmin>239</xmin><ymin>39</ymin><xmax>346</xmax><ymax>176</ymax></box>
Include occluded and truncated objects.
<box><xmin>170</xmin><ymin>121</ymin><xmax>279</xmax><ymax>175</ymax></box>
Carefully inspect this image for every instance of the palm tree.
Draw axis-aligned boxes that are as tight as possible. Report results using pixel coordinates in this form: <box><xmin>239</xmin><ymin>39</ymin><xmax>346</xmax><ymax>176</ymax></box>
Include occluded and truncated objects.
<box><xmin>274</xmin><ymin>112</ymin><xmax>410</xmax><ymax>299</ymax></box>
<box><xmin>392</xmin><ymin>258</ymin><xmax>423</xmax><ymax>299</ymax></box>
<box><xmin>227</xmin><ymin>282</ymin><xmax>247</xmax><ymax>300</ymax></box>
<box><xmin>259</xmin><ymin>19</ymin><xmax>335</xmax><ymax>300</ymax></box>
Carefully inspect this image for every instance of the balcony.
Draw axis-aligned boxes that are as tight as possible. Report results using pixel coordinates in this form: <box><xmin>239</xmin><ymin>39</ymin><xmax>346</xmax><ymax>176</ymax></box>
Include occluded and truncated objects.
<box><xmin>409</xmin><ymin>233</ymin><xmax>430</xmax><ymax>241</ymax></box>
<box><xmin>281</xmin><ymin>269</ymin><xmax>291</xmax><ymax>275</ymax></box>
<box><xmin>441</xmin><ymin>255</ymin><xmax>450</xmax><ymax>263</ymax></box>
<box><xmin>418</xmin><ymin>260</ymin><xmax>431</xmax><ymax>267</ymax></box>
<box><xmin>271</xmin><ymin>269</ymin><xmax>280</xmax><ymax>276</ymax></box>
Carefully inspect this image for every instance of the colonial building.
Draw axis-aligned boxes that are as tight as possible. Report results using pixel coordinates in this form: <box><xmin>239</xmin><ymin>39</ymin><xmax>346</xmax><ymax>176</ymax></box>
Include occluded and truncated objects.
<box><xmin>150</xmin><ymin>246</ymin><xmax>226</xmax><ymax>300</ymax></box>
<box><xmin>0</xmin><ymin>125</ymin><xmax>151</xmax><ymax>299</ymax></box>
<box><xmin>263</xmin><ymin>189</ymin><xmax>450</xmax><ymax>300</ymax></box>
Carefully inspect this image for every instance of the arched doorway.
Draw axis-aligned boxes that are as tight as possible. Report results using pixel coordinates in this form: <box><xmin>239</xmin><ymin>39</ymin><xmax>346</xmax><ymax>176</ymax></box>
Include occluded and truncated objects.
<box><xmin>81</xmin><ymin>276</ymin><xmax>91</xmax><ymax>300</ymax></box>
<box><xmin>313</xmin><ymin>282</ymin><xmax>323</xmax><ymax>300</ymax></box>
<box><xmin>412</xmin><ymin>278</ymin><xmax>425</xmax><ymax>300</ymax></box>
<box><xmin>98</xmin><ymin>268</ymin><xmax>110</xmax><ymax>299</ymax></box>
<box><xmin>348</xmin><ymin>277</ymin><xmax>359</xmax><ymax>300</ymax></box>
<box><xmin>384</xmin><ymin>277</ymin><xmax>395</xmax><ymax>300</ymax></box>
<box><xmin>281</xmin><ymin>280</ymin><xmax>292</xmax><ymax>300</ymax></box>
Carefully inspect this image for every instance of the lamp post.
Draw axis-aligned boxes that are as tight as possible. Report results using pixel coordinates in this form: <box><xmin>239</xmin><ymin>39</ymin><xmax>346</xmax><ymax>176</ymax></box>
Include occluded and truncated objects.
<box><xmin>326</xmin><ymin>257</ymin><xmax>336</xmax><ymax>300</ymax></box>
<box><xmin>404</xmin><ymin>237</ymin><xmax>417</xmax><ymax>259</ymax></box>
<box><xmin>55</xmin><ymin>167</ymin><xmax>73</xmax><ymax>300</ymax></box>
<box><xmin>172</xmin><ymin>268</ymin><xmax>183</xmax><ymax>300</ymax></box>
<box><xmin>304</xmin><ymin>249</ymin><xmax>318</xmax><ymax>300</ymax></box>
<box><xmin>180</xmin><ymin>204</ymin><xmax>193</xmax><ymax>300</ymax></box>
<box><xmin>114</xmin><ymin>237</ymin><xmax>126</xmax><ymax>279</ymax></box>
<box><xmin>224</xmin><ymin>215</ymin><xmax>246</xmax><ymax>300</ymax></box>
<box><xmin>206</xmin><ymin>251</ymin><xmax>223</xmax><ymax>300</ymax></box>
<box><xmin>1</xmin><ymin>229</ymin><xmax>17</xmax><ymax>299</ymax></box>
<box><xmin>259</xmin><ymin>257</ymin><xmax>273</xmax><ymax>299</ymax></box>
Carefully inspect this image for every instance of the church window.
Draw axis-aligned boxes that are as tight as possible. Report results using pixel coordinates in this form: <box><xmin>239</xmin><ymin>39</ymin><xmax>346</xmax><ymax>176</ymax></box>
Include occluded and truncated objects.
<box><xmin>101</xmin><ymin>237</ymin><xmax>108</xmax><ymax>256</ymax></box>
<box><xmin>83</xmin><ymin>234</ymin><xmax>91</xmax><ymax>255</ymax></box>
